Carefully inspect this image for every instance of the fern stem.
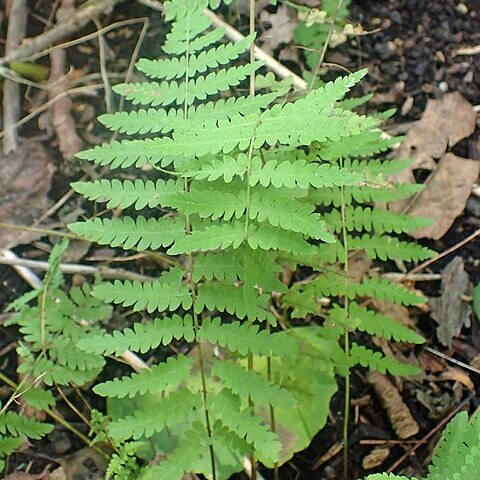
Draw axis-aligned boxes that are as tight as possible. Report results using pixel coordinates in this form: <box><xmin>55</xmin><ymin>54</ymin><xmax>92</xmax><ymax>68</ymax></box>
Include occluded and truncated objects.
<box><xmin>248</xmin><ymin>1</ymin><xmax>258</xmax><ymax>478</ymax></box>
<box><xmin>0</xmin><ymin>370</ymin><xmax>107</xmax><ymax>458</ymax></box>
<box><xmin>340</xmin><ymin>161</ymin><xmax>351</xmax><ymax>480</ymax></box>
<box><xmin>181</xmin><ymin>24</ymin><xmax>217</xmax><ymax>477</ymax></box>
<box><xmin>267</xmin><ymin>351</ymin><xmax>279</xmax><ymax>480</ymax></box>
<box><xmin>309</xmin><ymin>0</ymin><xmax>345</xmax><ymax>90</ymax></box>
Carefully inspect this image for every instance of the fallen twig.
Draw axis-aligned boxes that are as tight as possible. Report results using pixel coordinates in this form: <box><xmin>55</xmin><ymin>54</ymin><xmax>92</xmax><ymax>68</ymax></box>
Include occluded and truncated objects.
<box><xmin>0</xmin><ymin>253</ymin><xmax>155</xmax><ymax>282</ymax></box>
<box><xmin>3</xmin><ymin>0</ymin><xmax>27</xmax><ymax>154</ymax></box>
<box><xmin>0</xmin><ymin>0</ymin><xmax>126</xmax><ymax>66</ymax></box>
<box><xmin>49</xmin><ymin>0</ymin><xmax>84</xmax><ymax>160</ymax></box>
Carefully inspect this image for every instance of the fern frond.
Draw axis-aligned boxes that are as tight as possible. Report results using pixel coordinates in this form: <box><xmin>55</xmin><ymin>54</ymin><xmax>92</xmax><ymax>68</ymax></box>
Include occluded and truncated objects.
<box><xmin>0</xmin><ymin>411</ymin><xmax>53</xmax><ymax>439</ymax></box>
<box><xmin>196</xmin><ymin>282</ymin><xmax>274</xmax><ymax>323</ymax></box>
<box><xmin>181</xmin><ymin>153</ymin><xmax>250</xmax><ymax>182</ymax></box>
<box><xmin>309</xmin><ymin>272</ymin><xmax>427</xmax><ymax>306</ymax></box>
<box><xmin>23</xmin><ymin>387</ymin><xmax>56</xmax><ymax>410</ymax></box>
<box><xmin>348</xmin><ymin>234</ymin><xmax>435</xmax><ymax>262</ymax></box>
<box><xmin>69</xmin><ymin>216</ymin><xmax>185</xmax><ymax>251</ymax></box>
<box><xmin>427</xmin><ymin>411</ymin><xmax>480</xmax><ymax>480</ymax></box>
<box><xmin>349</xmin><ymin>344</ymin><xmax>420</xmax><ymax>376</ymax></box>
<box><xmin>192</xmin><ymin>251</ymin><xmax>243</xmax><ymax>282</ymax></box>
<box><xmin>168</xmin><ymin>221</ymin><xmax>245</xmax><ymax>254</ymax></box>
<box><xmin>329</xmin><ymin>302</ymin><xmax>425</xmax><ymax>344</ymax></box>
<box><xmin>312</xmin><ymin>183</ymin><xmax>423</xmax><ymax>207</ymax></box>
<box><xmin>249</xmin><ymin>191</ymin><xmax>335</xmax><ymax>241</ymax></box>
<box><xmin>363</xmin><ymin>475</ymin><xmax>413</xmax><ymax>480</ymax></box>
<box><xmin>209</xmin><ymin>389</ymin><xmax>281</xmax><ymax>464</ymax></box>
<box><xmin>94</xmin><ymin>355</ymin><xmax>193</xmax><ymax>398</ymax></box>
<box><xmin>109</xmin><ymin>388</ymin><xmax>201</xmax><ymax>440</ymax></box>
<box><xmin>137</xmin><ymin>34</ymin><xmax>254</xmax><ymax>80</ymax></box>
<box><xmin>92</xmin><ymin>279</ymin><xmax>192</xmax><ymax>313</ymax></box>
<box><xmin>212</xmin><ymin>360</ymin><xmax>296</xmax><ymax>408</ymax></box>
<box><xmin>199</xmin><ymin>317</ymin><xmax>299</xmax><ymax>357</ymax></box>
<box><xmin>77</xmin><ymin>315</ymin><xmax>195</xmax><ymax>355</ymax></box>
<box><xmin>324</xmin><ymin>206</ymin><xmax>433</xmax><ymax>234</ymax></box>
<box><xmin>249</xmin><ymin>156</ymin><xmax>363</xmax><ymax>189</ymax></box>
<box><xmin>114</xmin><ymin>62</ymin><xmax>262</xmax><ymax>107</ymax></box>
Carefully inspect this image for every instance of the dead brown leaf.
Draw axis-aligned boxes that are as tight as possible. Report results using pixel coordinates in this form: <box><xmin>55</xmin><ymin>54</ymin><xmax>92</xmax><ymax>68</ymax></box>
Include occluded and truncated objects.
<box><xmin>362</xmin><ymin>446</ymin><xmax>391</xmax><ymax>469</ymax></box>
<box><xmin>430</xmin><ymin>256</ymin><xmax>472</xmax><ymax>347</ymax></box>
<box><xmin>367</xmin><ymin>371</ymin><xmax>419</xmax><ymax>439</ymax></box>
<box><xmin>260</xmin><ymin>5</ymin><xmax>296</xmax><ymax>54</ymax></box>
<box><xmin>407</xmin><ymin>152</ymin><xmax>480</xmax><ymax>239</ymax></box>
<box><xmin>3</xmin><ymin>474</ymin><xmax>38</xmax><ymax>480</ymax></box>
<box><xmin>398</xmin><ymin>92</ymin><xmax>477</xmax><ymax>162</ymax></box>
<box><xmin>0</xmin><ymin>139</ymin><xmax>54</xmax><ymax>248</ymax></box>
<box><xmin>54</xmin><ymin>448</ymin><xmax>107</xmax><ymax>480</ymax></box>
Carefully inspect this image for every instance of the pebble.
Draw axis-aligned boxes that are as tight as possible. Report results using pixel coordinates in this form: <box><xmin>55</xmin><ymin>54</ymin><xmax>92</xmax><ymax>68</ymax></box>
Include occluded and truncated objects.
<box><xmin>466</xmin><ymin>196</ymin><xmax>480</xmax><ymax>217</ymax></box>
<box><xmin>456</xmin><ymin>3</ymin><xmax>468</xmax><ymax>14</ymax></box>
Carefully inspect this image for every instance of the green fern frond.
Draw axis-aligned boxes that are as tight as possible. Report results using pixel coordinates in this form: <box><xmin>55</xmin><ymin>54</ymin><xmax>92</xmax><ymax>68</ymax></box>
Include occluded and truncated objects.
<box><xmin>324</xmin><ymin>206</ymin><xmax>433</xmax><ymax>234</ymax></box>
<box><xmin>168</xmin><ymin>221</ymin><xmax>245</xmax><ymax>254</ymax></box>
<box><xmin>114</xmin><ymin>62</ymin><xmax>263</xmax><ymax>107</ymax></box>
<box><xmin>192</xmin><ymin>251</ymin><xmax>243</xmax><ymax>282</ymax></box>
<box><xmin>196</xmin><ymin>282</ymin><xmax>274</xmax><ymax>323</ymax></box>
<box><xmin>71</xmin><ymin>179</ymin><xmax>183</xmax><ymax>210</ymax></box>
<box><xmin>137</xmin><ymin>33</ymin><xmax>255</xmax><ymax>80</ymax></box>
<box><xmin>329</xmin><ymin>302</ymin><xmax>425</xmax><ymax>344</ymax></box>
<box><xmin>363</xmin><ymin>475</ymin><xmax>413</xmax><ymax>480</ymax></box>
<box><xmin>92</xmin><ymin>279</ymin><xmax>192</xmax><ymax>313</ymax></box>
<box><xmin>349</xmin><ymin>344</ymin><xmax>420</xmax><ymax>376</ymax></box>
<box><xmin>23</xmin><ymin>387</ymin><xmax>56</xmax><ymax>410</ymax></box>
<box><xmin>249</xmin><ymin>156</ymin><xmax>363</xmax><ymax>189</ymax></box>
<box><xmin>209</xmin><ymin>389</ymin><xmax>281</xmax><ymax>464</ymax></box>
<box><xmin>94</xmin><ymin>355</ymin><xmax>193</xmax><ymax>398</ymax></box>
<box><xmin>0</xmin><ymin>436</ymin><xmax>22</xmax><ymax>457</ymax></box>
<box><xmin>312</xmin><ymin>183</ymin><xmax>423</xmax><ymax>207</ymax></box>
<box><xmin>199</xmin><ymin>317</ymin><xmax>299</xmax><ymax>357</ymax></box>
<box><xmin>309</xmin><ymin>272</ymin><xmax>427</xmax><ymax>306</ymax></box>
<box><xmin>109</xmin><ymin>388</ymin><xmax>201</xmax><ymax>440</ymax></box>
<box><xmin>0</xmin><ymin>411</ymin><xmax>53</xmax><ymax>439</ymax></box>
<box><xmin>348</xmin><ymin>234</ymin><xmax>436</xmax><ymax>262</ymax></box>
<box><xmin>212</xmin><ymin>360</ymin><xmax>296</xmax><ymax>408</ymax></box>
<box><xmin>77</xmin><ymin>315</ymin><xmax>195</xmax><ymax>355</ymax></box>
<box><xmin>69</xmin><ymin>216</ymin><xmax>185</xmax><ymax>251</ymax></box>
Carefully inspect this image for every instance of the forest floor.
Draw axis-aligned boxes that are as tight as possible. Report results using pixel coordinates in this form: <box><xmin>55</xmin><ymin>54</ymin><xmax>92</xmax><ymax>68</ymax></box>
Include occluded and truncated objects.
<box><xmin>0</xmin><ymin>0</ymin><xmax>479</xmax><ymax>479</ymax></box>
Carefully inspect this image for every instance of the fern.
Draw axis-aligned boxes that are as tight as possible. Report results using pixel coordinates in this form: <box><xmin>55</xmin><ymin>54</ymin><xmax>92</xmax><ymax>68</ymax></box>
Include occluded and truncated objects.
<box><xmin>64</xmin><ymin>0</ymin><xmax>435</xmax><ymax>478</ymax></box>
<box><xmin>363</xmin><ymin>411</ymin><xmax>480</xmax><ymax>480</ymax></box>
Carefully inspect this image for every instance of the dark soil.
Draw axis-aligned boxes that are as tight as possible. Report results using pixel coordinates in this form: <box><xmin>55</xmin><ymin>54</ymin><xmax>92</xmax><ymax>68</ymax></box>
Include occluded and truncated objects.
<box><xmin>1</xmin><ymin>0</ymin><xmax>479</xmax><ymax>479</ymax></box>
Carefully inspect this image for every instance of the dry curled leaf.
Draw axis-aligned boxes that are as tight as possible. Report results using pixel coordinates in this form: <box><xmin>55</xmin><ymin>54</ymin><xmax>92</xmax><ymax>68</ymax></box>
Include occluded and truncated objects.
<box><xmin>0</xmin><ymin>139</ymin><xmax>54</xmax><ymax>248</ymax></box>
<box><xmin>367</xmin><ymin>371</ymin><xmax>419</xmax><ymax>439</ymax></box>
<box><xmin>407</xmin><ymin>153</ymin><xmax>480</xmax><ymax>239</ymax></box>
<box><xmin>430</xmin><ymin>256</ymin><xmax>472</xmax><ymax>347</ymax></box>
<box><xmin>362</xmin><ymin>446</ymin><xmax>391</xmax><ymax>469</ymax></box>
<box><xmin>398</xmin><ymin>92</ymin><xmax>477</xmax><ymax>163</ymax></box>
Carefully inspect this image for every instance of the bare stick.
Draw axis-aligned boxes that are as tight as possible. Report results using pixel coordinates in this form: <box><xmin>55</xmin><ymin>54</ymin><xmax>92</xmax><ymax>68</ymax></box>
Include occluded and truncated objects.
<box><xmin>408</xmin><ymin>228</ymin><xmax>480</xmax><ymax>275</ymax></box>
<box><xmin>49</xmin><ymin>0</ymin><xmax>84</xmax><ymax>160</ymax></box>
<box><xmin>0</xmin><ymin>0</ymin><xmax>126</xmax><ymax>66</ymax></box>
<box><xmin>0</xmin><ymin>253</ymin><xmax>155</xmax><ymax>282</ymax></box>
<box><xmin>3</xmin><ymin>0</ymin><xmax>27</xmax><ymax>153</ymax></box>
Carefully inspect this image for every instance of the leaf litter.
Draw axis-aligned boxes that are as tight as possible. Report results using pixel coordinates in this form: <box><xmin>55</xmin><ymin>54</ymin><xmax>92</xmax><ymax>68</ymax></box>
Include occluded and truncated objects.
<box><xmin>393</xmin><ymin>92</ymin><xmax>479</xmax><ymax>239</ymax></box>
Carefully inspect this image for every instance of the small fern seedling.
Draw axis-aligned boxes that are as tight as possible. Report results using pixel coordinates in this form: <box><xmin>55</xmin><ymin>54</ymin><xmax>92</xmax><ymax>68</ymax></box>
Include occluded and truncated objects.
<box><xmin>67</xmin><ymin>0</ymin><xmax>434</xmax><ymax>478</ymax></box>
<box><xmin>1</xmin><ymin>240</ymin><xmax>111</xmax><ymax>474</ymax></box>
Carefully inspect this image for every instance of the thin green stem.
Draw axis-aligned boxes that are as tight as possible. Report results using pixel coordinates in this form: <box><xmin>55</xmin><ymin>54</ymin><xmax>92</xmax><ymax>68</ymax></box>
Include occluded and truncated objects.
<box><xmin>247</xmin><ymin>1</ymin><xmax>258</xmax><ymax>478</ymax></box>
<box><xmin>0</xmin><ymin>370</ymin><xmax>107</xmax><ymax>458</ymax></box>
<box><xmin>182</xmin><ymin>24</ymin><xmax>217</xmax><ymax>479</ymax></box>
<box><xmin>267</xmin><ymin>348</ymin><xmax>279</xmax><ymax>480</ymax></box>
<box><xmin>309</xmin><ymin>0</ymin><xmax>345</xmax><ymax>90</ymax></box>
<box><xmin>340</xmin><ymin>158</ymin><xmax>350</xmax><ymax>480</ymax></box>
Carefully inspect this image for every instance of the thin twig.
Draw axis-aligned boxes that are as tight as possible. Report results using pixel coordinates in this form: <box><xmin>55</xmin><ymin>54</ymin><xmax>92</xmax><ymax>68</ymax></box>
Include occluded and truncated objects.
<box><xmin>408</xmin><ymin>228</ymin><xmax>480</xmax><ymax>275</ymax></box>
<box><xmin>3</xmin><ymin>0</ymin><xmax>27</xmax><ymax>154</ymax></box>
<box><xmin>0</xmin><ymin>254</ymin><xmax>156</xmax><ymax>282</ymax></box>
<box><xmin>386</xmin><ymin>395</ymin><xmax>473</xmax><ymax>473</ymax></box>
<box><xmin>423</xmin><ymin>346</ymin><xmax>480</xmax><ymax>375</ymax></box>
<box><xmin>0</xmin><ymin>0</ymin><xmax>127</xmax><ymax>66</ymax></box>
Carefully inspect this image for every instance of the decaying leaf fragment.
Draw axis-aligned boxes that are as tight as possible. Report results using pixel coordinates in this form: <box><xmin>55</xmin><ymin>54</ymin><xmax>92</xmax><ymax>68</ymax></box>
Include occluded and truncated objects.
<box><xmin>393</xmin><ymin>92</ymin><xmax>479</xmax><ymax>239</ymax></box>
<box><xmin>430</xmin><ymin>256</ymin><xmax>472</xmax><ymax>348</ymax></box>
<box><xmin>367</xmin><ymin>371</ymin><xmax>419</xmax><ymax>439</ymax></box>
<box><xmin>0</xmin><ymin>140</ymin><xmax>54</xmax><ymax>248</ymax></box>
